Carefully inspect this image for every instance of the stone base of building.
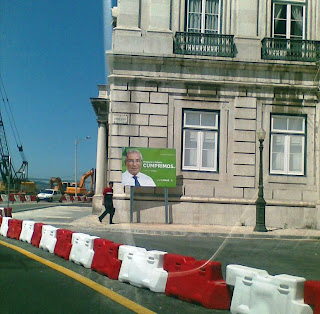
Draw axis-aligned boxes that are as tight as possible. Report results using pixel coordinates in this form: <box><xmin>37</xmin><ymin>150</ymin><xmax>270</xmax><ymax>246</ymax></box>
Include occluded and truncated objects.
<box><xmin>111</xmin><ymin>197</ymin><xmax>319</xmax><ymax>230</ymax></box>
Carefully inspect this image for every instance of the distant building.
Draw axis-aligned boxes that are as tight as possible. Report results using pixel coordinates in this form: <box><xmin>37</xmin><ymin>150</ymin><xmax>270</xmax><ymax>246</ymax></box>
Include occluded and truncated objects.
<box><xmin>91</xmin><ymin>0</ymin><xmax>320</xmax><ymax>229</ymax></box>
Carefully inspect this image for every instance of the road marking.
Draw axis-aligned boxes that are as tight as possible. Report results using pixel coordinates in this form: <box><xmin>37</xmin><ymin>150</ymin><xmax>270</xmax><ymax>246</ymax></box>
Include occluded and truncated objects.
<box><xmin>0</xmin><ymin>240</ymin><xmax>155</xmax><ymax>314</ymax></box>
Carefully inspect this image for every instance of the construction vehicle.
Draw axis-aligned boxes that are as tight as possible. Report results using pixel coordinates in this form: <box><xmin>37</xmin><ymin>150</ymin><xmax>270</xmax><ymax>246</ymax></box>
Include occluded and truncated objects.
<box><xmin>64</xmin><ymin>168</ymin><xmax>95</xmax><ymax>196</ymax></box>
<box><xmin>0</xmin><ymin>181</ymin><xmax>36</xmax><ymax>194</ymax></box>
<box><xmin>49</xmin><ymin>177</ymin><xmax>65</xmax><ymax>194</ymax></box>
<box><xmin>19</xmin><ymin>181</ymin><xmax>38</xmax><ymax>195</ymax></box>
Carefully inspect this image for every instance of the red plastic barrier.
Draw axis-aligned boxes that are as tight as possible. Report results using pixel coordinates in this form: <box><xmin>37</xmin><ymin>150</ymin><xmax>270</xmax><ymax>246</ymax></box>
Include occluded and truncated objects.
<box><xmin>91</xmin><ymin>238</ymin><xmax>122</xmax><ymax>280</ymax></box>
<box><xmin>305</xmin><ymin>280</ymin><xmax>320</xmax><ymax>314</ymax></box>
<box><xmin>19</xmin><ymin>195</ymin><xmax>26</xmax><ymax>202</ymax></box>
<box><xmin>9</xmin><ymin>194</ymin><xmax>15</xmax><ymax>202</ymax></box>
<box><xmin>70</xmin><ymin>196</ymin><xmax>74</xmax><ymax>202</ymax></box>
<box><xmin>62</xmin><ymin>196</ymin><xmax>67</xmax><ymax>201</ymax></box>
<box><xmin>54</xmin><ymin>229</ymin><xmax>74</xmax><ymax>260</ymax></box>
<box><xmin>164</xmin><ymin>253</ymin><xmax>196</xmax><ymax>271</ymax></box>
<box><xmin>30</xmin><ymin>195</ymin><xmax>37</xmax><ymax>201</ymax></box>
<box><xmin>163</xmin><ymin>254</ymin><xmax>231</xmax><ymax>309</ymax></box>
<box><xmin>0</xmin><ymin>217</ymin><xmax>2</xmax><ymax>226</ymax></box>
<box><xmin>31</xmin><ymin>223</ymin><xmax>45</xmax><ymax>247</ymax></box>
<box><xmin>7</xmin><ymin>219</ymin><xmax>23</xmax><ymax>240</ymax></box>
<box><xmin>3</xmin><ymin>207</ymin><xmax>12</xmax><ymax>217</ymax></box>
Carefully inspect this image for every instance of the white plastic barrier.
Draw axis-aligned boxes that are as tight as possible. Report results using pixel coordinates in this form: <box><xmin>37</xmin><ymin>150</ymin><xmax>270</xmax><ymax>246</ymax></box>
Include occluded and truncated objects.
<box><xmin>226</xmin><ymin>264</ymin><xmax>313</xmax><ymax>314</ymax></box>
<box><xmin>25</xmin><ymin>195</ymin><xmax>31</xmax><ymax>202</ymax></box>
<box><xmin>14</xmin><ymin>195</ymin><xmax>20</xmax><ymax>202</ymax></box>
<box><xmin>69</xmin><ymin>233</ymin><xmax>98</xmax><ymax>268</ymax></box>
<box><xmin>226</xmin><ymin>264</ymin><xmax>269</xmax><ymax>286</ymax></box>
<box><xmin>0</xmin><ymin>217</ymin><xmax>12</xmax><ymax>237</ymax></box>
<box><xmin>118</xmin><ymin>245</ymin><xmax>168</xmax><ymax>292</ymax></box>
<box><xmin>19</xmin><ymin>220</ymin><xmax>36</xmax><ymax>243</ymax></box>
<box><xmin>1</xmin><ymin>195</ymin><xmax>8</xmax><ymax>203</ymax></box>
<box><xmin>39</xmin><ymin>225</ymin><xmax>58</xmax><ymax>253</ymax></box>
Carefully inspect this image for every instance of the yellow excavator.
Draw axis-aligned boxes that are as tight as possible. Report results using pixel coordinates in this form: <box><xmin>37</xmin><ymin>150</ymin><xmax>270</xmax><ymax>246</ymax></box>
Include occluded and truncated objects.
<box><xmin>49</xmin><ymin>177</ymin><xmax>64</xmax><ymax>194</ymax></box>
<box><xmin>64</xmin><ymin>168</ymin><xmax>95</xmax><ymax>196</ymax></box>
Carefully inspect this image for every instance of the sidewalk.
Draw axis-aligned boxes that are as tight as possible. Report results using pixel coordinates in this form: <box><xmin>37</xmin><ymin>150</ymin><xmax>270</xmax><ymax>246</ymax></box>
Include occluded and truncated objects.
<box><xmin>71</xmin><ymin>213</ymin><xmax>320</xmax><ymax>240</ymax></box>
<box><xmin>12</xmin><ymin>205</ymin><xmax>320</xmax><ymax>240</ymax></box>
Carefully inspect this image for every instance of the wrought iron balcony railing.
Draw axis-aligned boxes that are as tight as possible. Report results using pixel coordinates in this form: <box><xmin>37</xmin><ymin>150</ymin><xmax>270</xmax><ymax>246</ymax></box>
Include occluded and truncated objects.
<box><xmin>174</xmin><ymin>32</ymin><xmax>235</xmax><ymax>58</ymax></box>
<box><xmin>262</xmin><ymin>38</ymin><xmax>320</xmax><ymax>62</ymax></box>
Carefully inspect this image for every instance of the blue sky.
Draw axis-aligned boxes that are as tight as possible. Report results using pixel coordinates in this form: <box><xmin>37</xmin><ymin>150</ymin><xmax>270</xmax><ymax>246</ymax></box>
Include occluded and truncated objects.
<box><xmin>0</xmin><ymin>1</ymin><xmax>109</xmax><ymax>182</ymax></box>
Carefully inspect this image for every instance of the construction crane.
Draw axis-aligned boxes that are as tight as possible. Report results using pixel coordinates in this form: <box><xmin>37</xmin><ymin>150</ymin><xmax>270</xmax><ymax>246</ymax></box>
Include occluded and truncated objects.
<box><xmin>0</xmin><ymin>74</ymin><xmax>34</xmax><ymax>193</ymax></box>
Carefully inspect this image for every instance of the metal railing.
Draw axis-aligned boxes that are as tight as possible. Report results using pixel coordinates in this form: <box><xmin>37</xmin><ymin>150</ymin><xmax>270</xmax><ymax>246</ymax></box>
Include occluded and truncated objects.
<box><xmin>261</xmin><ymin>38</ymin><xmax>320</xmax><ymax>62</ymax></box>
<box><xmin>174</xmin><ymin>32</ymin><xmax>235</xmax><ymax>58</ymax></box>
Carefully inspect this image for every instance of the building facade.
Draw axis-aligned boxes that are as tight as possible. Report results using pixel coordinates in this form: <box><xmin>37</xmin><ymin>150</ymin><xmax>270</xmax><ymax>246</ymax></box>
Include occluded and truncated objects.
<box><xmin>91</xmin><ymin>0</ymin><xmax>320</xmax><ymax>229</ymax></box>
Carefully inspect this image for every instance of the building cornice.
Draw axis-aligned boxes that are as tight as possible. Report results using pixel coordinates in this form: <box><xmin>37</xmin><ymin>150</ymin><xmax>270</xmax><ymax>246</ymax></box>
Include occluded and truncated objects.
<box><xmin>107</xmin><ymin>51</ymin><xmax>319</xmax><ymax>74</ymax></box>
<box><xmin>90</xmin><ymin>97</ymin><xmax>109</xmax><ymax>122</ymax></box>
<box><xmin>107</xmin><ymin>52</ymin><xmax>319</xmax><ymax>94</ymax></box>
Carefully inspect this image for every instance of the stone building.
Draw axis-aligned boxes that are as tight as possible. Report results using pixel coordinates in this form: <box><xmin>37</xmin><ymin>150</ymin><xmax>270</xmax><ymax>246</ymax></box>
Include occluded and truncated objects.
<box><xmin>91</xmin><ymin>0</ymin><xmax>320</xmax><ymax>229</ymax></box>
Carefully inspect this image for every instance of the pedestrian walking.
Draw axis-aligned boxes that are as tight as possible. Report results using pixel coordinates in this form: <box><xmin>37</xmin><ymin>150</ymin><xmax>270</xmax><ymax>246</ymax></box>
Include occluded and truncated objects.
<box><xmin>98</xmin><ymin>182</ymin><xmax>115</xmax><ymax>224</ymax></box>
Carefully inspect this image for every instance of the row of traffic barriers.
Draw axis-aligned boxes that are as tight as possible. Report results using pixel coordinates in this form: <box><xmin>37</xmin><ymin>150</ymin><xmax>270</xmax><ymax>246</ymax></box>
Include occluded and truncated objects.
<box><xmin>0</xmin><ymin>194</ymin><xmax>92</xmax><ymax>203</ymax></box>
<box><xmin>0</xmin><ymin>194</ymin><xmax>37</xmax><ymax>202</ymax></box>
<box><xmin>0</xmin><ymin>216</ymin><xmax>318</xmax><ymax>312</ymax></box>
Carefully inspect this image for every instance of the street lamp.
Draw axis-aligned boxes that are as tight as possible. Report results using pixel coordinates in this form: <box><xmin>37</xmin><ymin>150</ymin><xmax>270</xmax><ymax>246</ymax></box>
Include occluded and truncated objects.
<box><xmin>75</xmin><ymin>136</ymin><xmax>91</xmax><ymax>200</ymax></box>
<box><xmin>254</xmin><ymin>128</ymin><xmax>268</xmax><ymax>232</ymax></box>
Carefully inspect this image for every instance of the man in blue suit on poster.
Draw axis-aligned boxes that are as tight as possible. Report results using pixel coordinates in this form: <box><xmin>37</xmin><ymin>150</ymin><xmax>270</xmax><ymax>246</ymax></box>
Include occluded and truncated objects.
<box><xmin>122</xmin><ymin>149</ymin><xmax>156</xmax><ymax>187</ymax></box>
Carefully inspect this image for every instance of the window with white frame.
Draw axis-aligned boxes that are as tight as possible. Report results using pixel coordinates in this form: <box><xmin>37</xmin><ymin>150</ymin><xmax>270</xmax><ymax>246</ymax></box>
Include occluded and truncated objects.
<box><xmin>182</xmin><ymin>110</ymin><xmax>219</xmax><ymax>171</ymax></box>
<box><xmin>270</xmin><ymin>115</ymin><xmax>306</xmax><ymax>175</ymax></box>
<box><xmin>272</xmin><ymin>2</ymin><xmax>305</xmax><ymax>39</ymax></box>
<box><xmin>187</xmin><ymin>0</ymin><xmax>221</xmax><ymax>33</ymax></box>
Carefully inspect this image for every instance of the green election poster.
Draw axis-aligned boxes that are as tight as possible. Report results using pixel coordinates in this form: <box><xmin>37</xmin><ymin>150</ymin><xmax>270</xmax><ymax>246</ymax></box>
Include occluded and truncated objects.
<box><xmin>122</xmin><ymin>147</ymin><xmax>176</xmax><ymax>187</ymax></box>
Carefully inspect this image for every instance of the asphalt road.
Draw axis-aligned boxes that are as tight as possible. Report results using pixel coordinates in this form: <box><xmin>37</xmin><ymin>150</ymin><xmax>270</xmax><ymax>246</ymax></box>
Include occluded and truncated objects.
<box><xmin>2</xmin><ymin>204</ymin><xmax>319</xmax><ymax>313</ymax></box>
<box><xmin>8</xmin><ymin>201</ymin><xmax>89</xmax><ymax>213</ymax></box>
<box><xmin>0</xmin><ymin>242</ymin><xmax>133</xmax><ymax>314</ymax></box>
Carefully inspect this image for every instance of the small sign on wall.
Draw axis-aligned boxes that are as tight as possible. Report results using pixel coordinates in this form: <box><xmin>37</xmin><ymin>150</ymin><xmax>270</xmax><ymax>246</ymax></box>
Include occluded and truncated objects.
<box><xmin>113</xmin><ymin>113</ymin><xmax>129</xmax><ymax>124</ymax></box>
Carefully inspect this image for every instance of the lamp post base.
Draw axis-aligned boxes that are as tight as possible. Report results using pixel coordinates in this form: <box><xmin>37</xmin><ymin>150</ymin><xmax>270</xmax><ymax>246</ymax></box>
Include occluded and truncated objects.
<box><xmin>254</xmin><ymin>197</ymin><xmax>267</xmax><ymax>232</ymax></box>
<box><xmin>253</xmin><ymin>224</ymin><xmax>268</xmax><ymax>232</ymax></box>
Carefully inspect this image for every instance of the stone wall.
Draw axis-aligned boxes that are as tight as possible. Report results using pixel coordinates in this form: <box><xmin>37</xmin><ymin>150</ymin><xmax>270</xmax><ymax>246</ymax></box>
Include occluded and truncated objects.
<box><xmin>105</xmin><ymin>52</ymin><xmax>319</xmax><ymax>228</ymax></box>
<box><xmin>95</xmin><ymin>0</ymin><xmax>320</xmax><ymax>228</ymax></box>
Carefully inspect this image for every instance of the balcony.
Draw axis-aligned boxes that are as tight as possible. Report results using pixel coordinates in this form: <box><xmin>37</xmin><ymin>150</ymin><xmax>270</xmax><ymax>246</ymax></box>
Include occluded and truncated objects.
<box><xmin>262</xmin><ymin>38</ymin><xmax>320</xmax><ymax>62</ymax></box>
<box><xmin>174</xmin><ymin>32</ymin><xmax>235</xmax><ymax>58</ymax></box>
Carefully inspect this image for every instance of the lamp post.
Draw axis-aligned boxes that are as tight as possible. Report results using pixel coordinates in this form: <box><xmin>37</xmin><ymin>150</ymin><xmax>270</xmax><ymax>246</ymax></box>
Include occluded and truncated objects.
<box><xmin>6</xmin><ymin>156</ymin><xmax>11</xmax><ymax>210</ymax></box>
<box><xmin>75</xmin><ymin>136</ymin><xmax>91</xmax><ymax>200</ymax></box>
<box><xmin>254</xmin><ymin>128</ymin><xmax>268</xmax><ymax>232</ymax></box>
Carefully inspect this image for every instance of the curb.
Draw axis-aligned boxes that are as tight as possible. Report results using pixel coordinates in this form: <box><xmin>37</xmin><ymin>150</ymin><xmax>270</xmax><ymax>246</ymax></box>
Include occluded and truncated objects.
<box><xmin>76</xmin><ymin>225</ymin><xmax>320</xmax><ymax>240</ymax></box>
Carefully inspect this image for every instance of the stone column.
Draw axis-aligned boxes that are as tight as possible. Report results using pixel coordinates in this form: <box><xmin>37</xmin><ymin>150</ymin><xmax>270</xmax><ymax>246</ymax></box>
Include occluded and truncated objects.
<box><xmin>316</xmin><ymin>92</ymin><xmax>320</xmax><ymax>229</ymax></box>
<box><xmin>92</xmin><ymin>121</ymin><xmax>107</xmax><ymax>214</ymax></box>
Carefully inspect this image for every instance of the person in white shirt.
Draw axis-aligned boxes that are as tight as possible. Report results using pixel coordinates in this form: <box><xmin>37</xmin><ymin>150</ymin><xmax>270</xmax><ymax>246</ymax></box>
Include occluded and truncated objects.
<box><xmin>122</xmin><ymin>149</ymin><xmax>156</xmax><ymax>187</ymax></box>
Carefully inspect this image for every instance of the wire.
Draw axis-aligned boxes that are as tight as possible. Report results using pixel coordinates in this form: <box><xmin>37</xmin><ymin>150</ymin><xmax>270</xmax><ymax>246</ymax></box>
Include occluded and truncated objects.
<box><xmin>0</xmin><ymin>73</ymin><xmax>23</xmax><ymax>150</ymax></box>
<box><xmin>0</xmin><ymin>73</ymin><xmax>29</xmax><ymax>181</ymax></box>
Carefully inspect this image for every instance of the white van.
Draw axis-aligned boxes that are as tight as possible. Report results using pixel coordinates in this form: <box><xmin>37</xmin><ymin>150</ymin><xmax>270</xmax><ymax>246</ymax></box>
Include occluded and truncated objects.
<box><xmin>36</xmin><ymin>189</ymin><xmax>63</xmax><ymax>203</ymax></box>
